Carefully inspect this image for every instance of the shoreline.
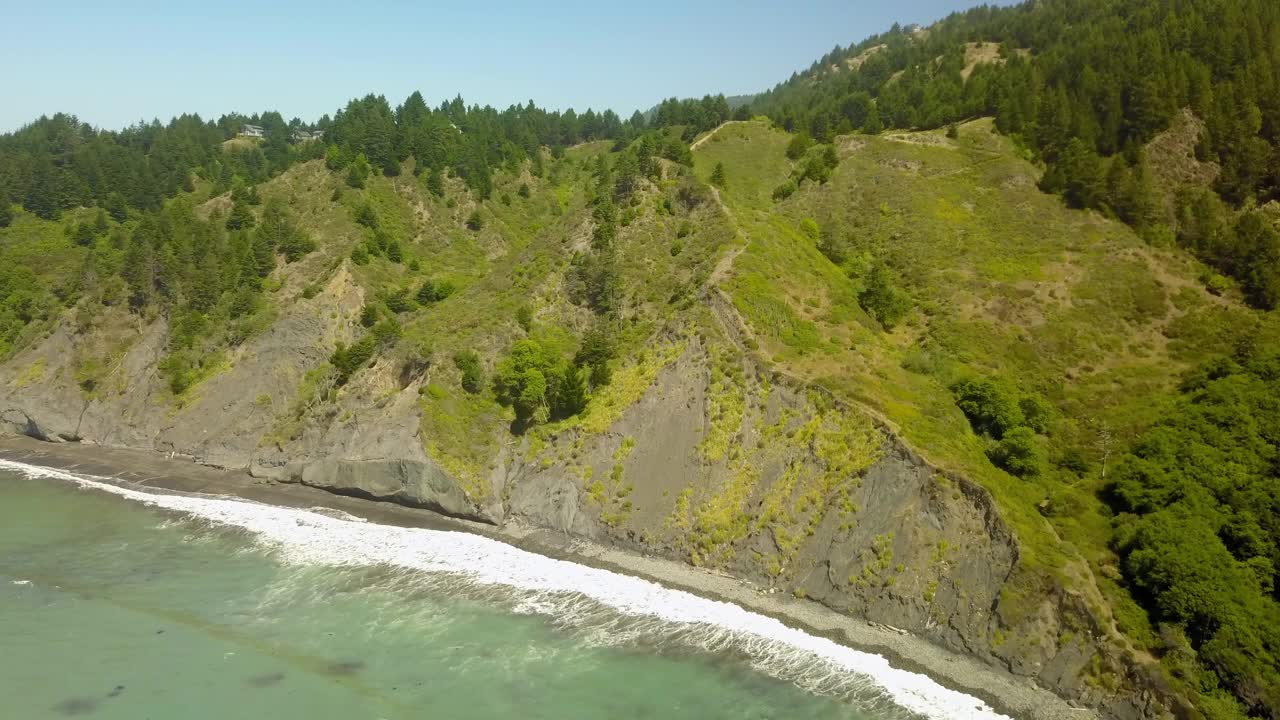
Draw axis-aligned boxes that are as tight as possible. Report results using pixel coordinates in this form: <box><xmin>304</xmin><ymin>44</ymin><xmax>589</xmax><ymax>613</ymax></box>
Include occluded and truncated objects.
<box><xmin>0</xmin><ymin>435</ymin><xmax>1095</xmax><ymax>720</ymax></box>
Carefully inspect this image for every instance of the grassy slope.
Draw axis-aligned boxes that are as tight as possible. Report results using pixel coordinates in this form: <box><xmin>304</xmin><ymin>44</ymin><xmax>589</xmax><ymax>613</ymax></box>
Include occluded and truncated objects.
<box><xmin>693</xmin><ymin>119</ymin><xmax>1279</xmax><ymax>639</ymax></box>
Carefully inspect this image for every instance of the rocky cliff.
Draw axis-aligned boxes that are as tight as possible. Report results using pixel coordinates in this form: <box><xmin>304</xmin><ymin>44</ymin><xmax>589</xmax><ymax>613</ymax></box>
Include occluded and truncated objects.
<box><xmin>0</xmin><ymin>284</ymin><xmax>1161</xmax><ymax>719</ymax></box>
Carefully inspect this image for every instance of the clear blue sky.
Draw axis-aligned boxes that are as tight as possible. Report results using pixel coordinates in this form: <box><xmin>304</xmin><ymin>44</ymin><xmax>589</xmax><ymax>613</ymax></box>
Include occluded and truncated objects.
<box><xmin>1</xmin><ymin>0</ymin><xmax>1004</xmax><ymax>132</ymax></box>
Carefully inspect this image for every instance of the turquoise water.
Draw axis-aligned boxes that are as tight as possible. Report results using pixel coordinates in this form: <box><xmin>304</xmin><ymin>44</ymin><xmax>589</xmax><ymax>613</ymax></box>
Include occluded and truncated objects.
<box><xmin>0</xmin><ymin>465</ymin><xmax>1002</xmax><ymax>719</ymax></box>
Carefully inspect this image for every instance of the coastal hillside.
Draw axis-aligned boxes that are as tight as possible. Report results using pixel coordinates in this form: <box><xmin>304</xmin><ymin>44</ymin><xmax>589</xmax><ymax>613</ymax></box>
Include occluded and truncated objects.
<box><xmin>2</xmin><ymin>1</ymin><xmax>1280</xmax><ymax>718</ymax></box>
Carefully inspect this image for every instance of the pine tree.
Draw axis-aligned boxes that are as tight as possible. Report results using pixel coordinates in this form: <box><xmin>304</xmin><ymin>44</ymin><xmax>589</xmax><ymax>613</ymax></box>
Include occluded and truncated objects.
<box><xmin>346</xmin><ymin>154</ymin><xmax>370</xmax><ymax>189</ymax></box>
<box><xmin>325</xmin><ymin>144</ymin><xmax>346</xmax><ymax>170</ymax></box>
<box><xmin>251</xmin><ymin>226</ymin><xmax>276</xmax><ymax>278</ymax></box>
<box><xmin>73</xmin><ymin>222</ymin><xmax>95</xmax><ymax>247</ymax></box>
<box><xmin>862</xmin><ymin>106</ymin><xmax>883</xmax><ymax>135</ymax></box>
<box><xmin>104</xmin><ymin>192</ymin><xmax>129</xmax><ymax>223</ymax></box>
<box><xmin>710</xmin><ymin>162</ymin><xmax>727</xmax><ymax>188</ymax></box>
<box><xmin>425</xmin><ymin>166</ymin><xmax>444</xmax><ymax>197</ymax></box>
<box><xmin>1105</xmin><ymin>156</ymin><xmax>1135</xmax><ymax>222</ymax></box>
<box><xmin>226</xmin><ymin>199</ymin><xmax>255</xmax><ymax>230</ymax></box>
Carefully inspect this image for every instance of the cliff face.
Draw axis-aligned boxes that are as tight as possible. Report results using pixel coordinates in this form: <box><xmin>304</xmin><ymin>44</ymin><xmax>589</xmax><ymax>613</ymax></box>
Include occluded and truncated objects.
<box><xmin>0</xmin><ymin>290</ymin><xmax>1153</xmax><ymax>719</ymax></box>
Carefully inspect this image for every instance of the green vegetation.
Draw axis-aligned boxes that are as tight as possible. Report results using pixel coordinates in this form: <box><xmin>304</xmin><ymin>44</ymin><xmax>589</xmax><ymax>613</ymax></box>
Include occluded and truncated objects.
<box><xmin>331</xmin><ymin>319</ymin><xmax>400</xmax><ymax>385</ymax></box>
<box><xmin>709</xmin><ymin>162</ymin><xmax>727</xmax><ymax>189</ymax></box>
<box><xmin>749</xmin><ymin>0</ymin><xmax>1280</xmax><ymax>309</ymax></box>
<box><xmin>3</xmin><ymin>4</ymin><xmax>1280</xmax><ymax>715</ymax></box>
<box><xmin>493</xmin><ymin>337</ymin><xmax>592</xmax><ymax>426</ymax></box>
<box><xmin>695</xmin><ymin>107</ymin><xmax>1278</xmax><ymax>715</ymax></box>
<box><xmin>1108</xmin><ymin>352</ymin><xmax>1280</xmax><ymax>716</ymax></box>
<box><xmin>452</xmin><ymin>350</ymin><xmax>483</xmax><ymax>394</ymax></box>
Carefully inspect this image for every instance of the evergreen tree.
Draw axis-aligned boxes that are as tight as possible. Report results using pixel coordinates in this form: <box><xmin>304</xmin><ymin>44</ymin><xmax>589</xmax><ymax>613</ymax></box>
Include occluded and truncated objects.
<box><xmin>710</xmin><ymin>162</ymin><xmax>727</xmax><ymax>188</ymax></box>
<box><xmin>425</xmin><ymin>167</ymin><xmax>444</xmax><ymax>197</ymax></box>
<box><xmin>858</xmin><ymin>261</ymin><xmax>911</xmax><ymax>330</ymax></box>
<box><xmin>324</xmin><ymin>144</ymin><xmax>346</xmax><ymax>170</ymax></box>
<box><xmin>861</xmin><ymin>106</ymin><xmax>883</xmax><ymax>135</ymax></box>
<box><xmin>226</xmin><ymin>199</ymin><xmax>255</xmax><ymax>230</ymax></box>
<box><xmin>104</xmin><ymin>192</ymin><xmax>129</xmax><ymax>223</ymax></box>
<box><xmin>453</xmin><ymin>350</ymin><xmax>484</xmax><ymax>393</ymax></box>
<box><xmin>346</xmin><ymin>153</ymin><xmax>370</xmax><ymax>189</ymax></box>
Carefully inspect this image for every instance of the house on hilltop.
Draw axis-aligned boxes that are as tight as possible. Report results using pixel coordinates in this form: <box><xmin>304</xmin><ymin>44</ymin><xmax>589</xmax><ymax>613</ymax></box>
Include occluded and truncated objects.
<box><xmin>291</xmin><ymin>129</ymin><xmax>324</xmax><ymax>142</ymax></box>
<box><xmin>239</xmin><ymin>124</ymin><xmax>264</xmax><ymax>138</ymax></box>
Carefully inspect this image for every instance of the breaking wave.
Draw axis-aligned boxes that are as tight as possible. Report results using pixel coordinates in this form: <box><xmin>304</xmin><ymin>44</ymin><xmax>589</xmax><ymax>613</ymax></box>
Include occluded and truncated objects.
<box><xmin>0</xmin><ymin>458</ymin><xmax>1009</xmax><ymax>720</ymax></box>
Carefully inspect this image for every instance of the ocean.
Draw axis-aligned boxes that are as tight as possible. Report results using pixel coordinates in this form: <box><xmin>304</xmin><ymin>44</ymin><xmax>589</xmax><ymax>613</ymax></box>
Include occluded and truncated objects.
<box><xmin>0</xmin><ymin>460</ymin><xmax>1008</xmax><ymax>720</ymax></box>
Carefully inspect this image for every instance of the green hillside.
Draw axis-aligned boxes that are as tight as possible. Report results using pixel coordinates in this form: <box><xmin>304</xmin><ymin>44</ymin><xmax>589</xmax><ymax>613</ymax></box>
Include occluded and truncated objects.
<box><xmin>693</xmin><ymin>118</ymin><xmax>1280</xmax><ymax>715</ymax></box>
<box><xmin>3</xmin><ymin>1</ymin><xmax>1280</xmax><ymax>717</ymax></box>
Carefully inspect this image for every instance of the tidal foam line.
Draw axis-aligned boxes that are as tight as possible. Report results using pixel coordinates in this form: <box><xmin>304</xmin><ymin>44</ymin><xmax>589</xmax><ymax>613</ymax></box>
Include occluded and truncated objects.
<box><xmin>1</xmin><ymin>457</ymin><xmax>1010</xmax><ymax>720</ymax></box>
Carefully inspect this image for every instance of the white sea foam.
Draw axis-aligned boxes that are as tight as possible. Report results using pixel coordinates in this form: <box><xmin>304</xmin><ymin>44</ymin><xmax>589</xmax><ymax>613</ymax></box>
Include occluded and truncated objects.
<box><xmin>1</xmin><ymin>458</ymin><xmax>1010</xmax><ymax>720</ymax></box>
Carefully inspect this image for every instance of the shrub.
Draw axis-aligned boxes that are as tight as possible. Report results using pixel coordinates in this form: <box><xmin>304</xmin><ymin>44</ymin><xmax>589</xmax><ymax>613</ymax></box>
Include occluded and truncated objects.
<box><xmin>786</xmin><ymin>132</ymin><xmax>814</xmax><ymax>160</ymax></box>
<box><xmin>384</xmin><ymin>288</ymin><xmax>413</xmax><ymax>314</ymax></box>
<box><xmin>416</xmin><ymin>279</ymin><xmax>456</xmax><ymax>304</ymax></box>
<box><xmin>385</xmin><ymin>239</ymin><xmax>403</xmax><ymax>263</ymax></box>
<box><xmin>515</xmin><ymin>305</ymin><xmax>533</xmax><ymax>332</ymax></box>
<box><xmin>159</xmin><ymin>354</ymin><xmax>195</xmax><ymax>395</ymax></box>
<box><xmin>858</xmin><ymin>262</ymin><xmax>911</xmax><ymax>329</ymax></box>
<box><xmin>369</xmin><ymin>318</ymin><xmax>401</xmax><ymax>347</ymax></box>
<box><xmin>452</xmin><ymin>351</ymin><xmax>483</xmax><ymax>394</ymax></box>
<box><xmin>988</xmin><ymin>427</ymin><xmax>1046</xmax><ymax>477</ymax></box>
<box><xmin>951</xmin><ymin>377</ymin><xmax>1024</xmax><ymax>439</ymax></box>
<box><xmin>354</xmin><ymin>202</ymin><xmax>378</xmax><ymax>229</ymax></box>
<box><xmin>425</xmin><ymin>167</ymin><xmax>445</xmax><ymax>197</ymax></box>
<box><xmin>817</xmin><ymin>223</ymin><xmax>849</xmax><ymax>264</ymax></box>
<box><xmin>330</xmin><ymin>335</ymin><xmax>377</xmax><ymax>385</ymax></box>
<box><xmin>772</xmin><ymin>180</ymin><xmax>797</xmax><ymax>201</ymax></box>
<box><xmin>350</xmin><ymin>244</ymin><xmax>369</xmax><ymax>265</ymax></box>
<box><xmin>1019</xmin><ymin>395</ymin><xmax>1052</xmax><ymax>433</ymax></box>
<box><xmin>324</xmin><ymin>144</ymin><xmax>346</xmax><ymax>170</ymax></box>
<box><xmin>799</xmin><ymin>218</ymin><xmax>820</xmax><ymax>241</ymax></box>
<box><xmin>466</xmin><ymin>210</ymin><xmax>483</xmax><ymax>231</ymax></box>
<box><xmin>1056</xmin><ymin>446</ymin><xmax>1092</xmax><ymax>475</ymax></box>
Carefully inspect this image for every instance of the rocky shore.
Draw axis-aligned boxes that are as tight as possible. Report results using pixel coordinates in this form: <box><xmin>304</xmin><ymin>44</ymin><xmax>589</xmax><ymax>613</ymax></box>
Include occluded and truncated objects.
<box><xmin>0</xmin><ymin>435</ymin><xmax>1095</xmax><ymax>720</ymax></box>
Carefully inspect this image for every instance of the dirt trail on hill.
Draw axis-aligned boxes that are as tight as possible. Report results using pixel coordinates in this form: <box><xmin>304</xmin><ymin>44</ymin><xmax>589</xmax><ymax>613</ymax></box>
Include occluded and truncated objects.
<box><xmin>690</xmin><ymin>121</ymin><xmax>746</xmax><ymax>151</ymax></box>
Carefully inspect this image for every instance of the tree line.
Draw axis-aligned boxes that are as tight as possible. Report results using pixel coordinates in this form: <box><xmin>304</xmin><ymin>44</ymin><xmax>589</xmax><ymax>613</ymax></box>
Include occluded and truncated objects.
<box><xmin>0</xmin><ymin>91</ymin><xmax>736</xmax><ymax>224</ymax></box>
